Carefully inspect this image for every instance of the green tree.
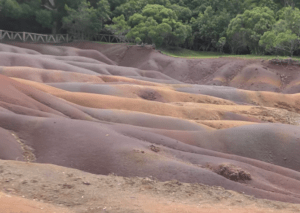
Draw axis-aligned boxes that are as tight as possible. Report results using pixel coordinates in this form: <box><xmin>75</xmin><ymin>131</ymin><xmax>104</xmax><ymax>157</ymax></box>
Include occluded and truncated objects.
<box><xmin>35</xmin><ymin>9</ymin><xmax>53</xmax><ymax>29</ymax></box>
<box><xmin>227</xmin><ymin>7</ymin><xmax>275</xmax><ymax>54</ymax></box>
<box><xmin>172</xmin><ymin>0</ymin><xmax>245</xmax><ymax>51</ymax></box>
<box><xmin>124</xmin><ymin>4</ymin><xmax>191</xmax><ymax>47</ymax></box>
<box><xmin>273</xmin><ymin>0</ymin><xmax>300</xmax><ymax>8</ymax></box>
<box><xmin>126</xmin><ymin>17</ymin><xmax>157</xmax><ymax>44</ymax></box>
<box><xmin>105</xmin><ymin>14</ymin><xmax>131</xmax><ymax>42</ymax></box>
<box><xmin>192</xmin><ymin>6</ymin><xmax>231</xmax><ymax>51</ymax></box>
<box><xmin>260</xmin><ymin>29</ymin><xmax>298</xmax><ymax>56</ymax></box>
<box><xmin>0</xmin><ymin>0</ymin><xmax>42</xmax><ymax>20</ymax></box>
<box><xmin>96</xmin><ymin>0</ymin><xmax>111</xmax><ymax>29</ymax></box>
<box><xmin>183</xmin><ymin>0</ymin><xmax>245</xmax><ymax>18</ymax></box>
<box><xmin>128</xmin><ymin>13</ymin><xmax>146</xmax><ymax>27</ymax></box>
<box><xmin>0</xmin><ymin>0</ymin><xmax>23</xmax><ymax>19</ymax></box>
<box><xmin>41</xmin><ymin>0</ymin><xmax>86</xmax><ymax>34</ymax></box>
<box><xmin>113</xmin><ymin>0</ymin><xmax>147</xmax><ymax>20</ymax></box>
<box><xmin>62</xmin><ymin>1</ymin><xmax>101</xmax><ymax>37</ymax></box>
<box><xmin>107</xmin><ymin>0</ymin><xmax>126</xmax><ymax>12</ymax></box>
<box><xmin>260</xmin><ymin>7</ymin><xmax>300</xmax><ymax>56</ymax></box>
<box><xmin>148</xmin><ymin>0</ymin><xmax>171</xmax><ymax>6</ymax></box>
<box><xmin>60</xmin><ymin>0</ymin><xmax>111</xmax><ymax>34</ymax></box>
<box><xmin>0</xmin><ymin>0</ymin><xmax>51</xmax><ymax>32</ymax></box>
<box><xmin>141</xmin><ymin>4</ymin><xmax>177</xmax><ymax>23</ymax></box>
<box><xmin>162</xmin><ymin>17</ymin><xmax>191</xmax><ymax>46</ymax></box>
<box><xmin>216</xmin><ymin>37</ymin><xmax>226</xmax><ymax>53</ymax></box>
<box><xmin>244</xmin><ymin>0</ymin><xmax>279</xmax><ymax>11</ymax></box>
<box><xmin>169</xmin><ymin>4</ymin><xmax>192</xmax><ymax>23</ymax></box>
<box><xmin>150</xmin><ymin>22</ymin><xmax>172</xmax><ymax>46</ymax></box>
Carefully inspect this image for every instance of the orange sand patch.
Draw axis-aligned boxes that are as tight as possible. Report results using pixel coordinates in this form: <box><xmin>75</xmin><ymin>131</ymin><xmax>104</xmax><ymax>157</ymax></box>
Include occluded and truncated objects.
<box><xmin>0</xmin><ymin>192</ymin><xmax>72</xmax><ymax>213</ymax></box>
<box><xmin>100</xmin><ymin>75</ymin><xmax>162</xmax><ymax>86</ymax></box>
<box><xmin>11</xmin><ymin>77</ymin><xmax>299</xmax><ymax>124</ymax></box>
<box><xmin>197</xmin><ymin>120</ymin><xmax>257</xmax><ymax>129</ymax></box>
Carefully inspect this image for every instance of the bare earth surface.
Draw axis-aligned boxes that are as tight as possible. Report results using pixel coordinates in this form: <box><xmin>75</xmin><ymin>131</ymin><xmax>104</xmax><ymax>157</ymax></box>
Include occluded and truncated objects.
<box><xmin>1</xmin><ymin>160</ymin><xmax>300</xmax><ymax>213</ymax></box>
<box><xmin>0</xmin><ymin>41</ymin><xmax>300</xmax><ymax>212</ymax></box>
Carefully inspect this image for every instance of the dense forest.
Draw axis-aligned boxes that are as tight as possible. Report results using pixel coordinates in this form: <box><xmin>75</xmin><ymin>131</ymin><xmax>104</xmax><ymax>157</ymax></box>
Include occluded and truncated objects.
<box><xmin>1</xmin><ymin>0</ymin><xmax>300</xmax><ymax>55</ymax></box>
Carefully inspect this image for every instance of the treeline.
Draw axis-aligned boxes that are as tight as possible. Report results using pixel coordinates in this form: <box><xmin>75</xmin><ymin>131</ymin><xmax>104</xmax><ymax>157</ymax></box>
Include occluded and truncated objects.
<box><xmin>1</xmin><ymin>0</ymin><xmax>300</xmax><ymax>55</ymax></box>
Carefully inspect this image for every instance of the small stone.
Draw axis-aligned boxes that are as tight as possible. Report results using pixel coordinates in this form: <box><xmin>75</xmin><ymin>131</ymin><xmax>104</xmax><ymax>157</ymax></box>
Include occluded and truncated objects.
<box><xmin>149</xmin><ymin>145</ymin><xmax>160</xmax><ymax>153</ymax></box>
<box><xmin>83</xmin><ymin>181</ymin><xmax>91</xmax><ymax>185</ymax></box>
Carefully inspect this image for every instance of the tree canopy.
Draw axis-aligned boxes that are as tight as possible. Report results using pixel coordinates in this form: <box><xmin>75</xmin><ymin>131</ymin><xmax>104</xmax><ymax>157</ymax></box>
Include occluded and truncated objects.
<box><xmin>227</xmin><ymin>7</ymin><xmax>276</xmax><ymax>54</ymax></box>
<box><xmin>1</xmin><ymin>0</ymin><xmax>300</xmax><ymax>55</ymax></box>
<box><xmin>260</xmin><ymin>7</ymin><xmax>300</xmax><ymax>56</ymax></box>
<box><xmin>121</xmin><ymin>4</ymin><xmax>191</xmax><ymax>47</ymax></box>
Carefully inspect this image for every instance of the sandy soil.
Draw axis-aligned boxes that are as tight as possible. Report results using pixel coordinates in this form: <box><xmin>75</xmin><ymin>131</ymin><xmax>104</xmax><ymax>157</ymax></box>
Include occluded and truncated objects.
<box><xmin>0</xmin><ymin>42</ymin><xmax>300</xmax><ymax>212</ymax></box>
<box><xmin>1</xmin><ymin>160</ymin><xmax>300</xmax><ymax>213</ymax></box>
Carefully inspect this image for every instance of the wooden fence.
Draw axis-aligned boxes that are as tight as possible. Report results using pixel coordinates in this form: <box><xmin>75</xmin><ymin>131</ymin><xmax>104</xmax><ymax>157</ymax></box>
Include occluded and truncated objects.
<box><xmin>0</xmin><ymin>30</ymin><xmax>69</xmax><ymax>43</ymax></box>
<box><xmin>0</xmin><ymin>30</ymin><xmax>129</xmax><ymax>44</ymax></box>
<box><xmin>68</xmin><ymin>33</ymin><xmax>128</xmax><ymax>43</ymax></box>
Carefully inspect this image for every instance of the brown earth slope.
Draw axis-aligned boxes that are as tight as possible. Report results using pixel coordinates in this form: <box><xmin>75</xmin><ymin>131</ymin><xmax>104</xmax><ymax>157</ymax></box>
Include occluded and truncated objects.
<box><xmin>1</xmin><ymin>160</ymin><xmax>300</xmax><ymax>213</ymax></box>
<box><xmin>61</xmin><ymin>42</ymin><xmax>300</xmax><ymax>93</ymax></box>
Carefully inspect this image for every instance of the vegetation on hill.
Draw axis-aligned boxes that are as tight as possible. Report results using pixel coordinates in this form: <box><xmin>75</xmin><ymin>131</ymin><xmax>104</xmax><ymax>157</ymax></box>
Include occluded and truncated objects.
<box><xmin>1</xmin><ymin>0</ymin><xmax>300</xmax><ymax>56</ymax></box>
<box><xmin>158</xmin><ymin>46</ymin><xmax>300</xmax><ymax>60</ymax></box>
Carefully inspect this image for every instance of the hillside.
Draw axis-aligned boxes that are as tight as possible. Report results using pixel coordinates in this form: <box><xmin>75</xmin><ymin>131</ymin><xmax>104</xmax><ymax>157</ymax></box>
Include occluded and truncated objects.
<box><xmin>0</xmin><ymin>41</ymin><xmax>300</xmax><ymax>212</ymax></box>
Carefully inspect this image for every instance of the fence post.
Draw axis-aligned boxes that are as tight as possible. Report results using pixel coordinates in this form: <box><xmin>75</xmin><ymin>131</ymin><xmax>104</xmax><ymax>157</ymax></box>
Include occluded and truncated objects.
<box><xmin>66</xmin><ymin>34</ymin><xmax>69</xmax><ymax>43</ymax></box>
<box><xmin>23</xmin><ymin>32</ymin><xmax>25</xmax><ymax>42</ymax></box>
<box><xmin>0</xmin><ymin>30</ymin><xmax>2</xmax><ymax>43</ymax></box>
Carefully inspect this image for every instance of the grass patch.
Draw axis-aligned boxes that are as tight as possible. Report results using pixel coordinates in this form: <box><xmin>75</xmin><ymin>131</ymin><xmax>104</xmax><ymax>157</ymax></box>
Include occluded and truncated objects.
<box><xmin>159</xmin><ymin>47</ymin><xmax>226</xmax><ymax>58</ymax></box>
<box><xmin>96</xmin><ymin>41</ymin><xmax>135</xmax><ymax>45</ymax></box>
<box><xmin>94</xmin><ymin>42</ymin><xmax>300</xmax><ymax>60</ymax></box>
<box><xmin>158</xmin><ymin>47</ymin><xmax>300</xmax><ymax>60</ymax></box>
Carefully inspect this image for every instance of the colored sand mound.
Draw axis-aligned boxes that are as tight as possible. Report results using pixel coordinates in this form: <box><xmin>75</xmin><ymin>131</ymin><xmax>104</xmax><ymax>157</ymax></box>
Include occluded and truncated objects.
<box><xmin>0</xmin><ymin>42</ymin><xmax>300</xmax><ymax>206</ymax></box>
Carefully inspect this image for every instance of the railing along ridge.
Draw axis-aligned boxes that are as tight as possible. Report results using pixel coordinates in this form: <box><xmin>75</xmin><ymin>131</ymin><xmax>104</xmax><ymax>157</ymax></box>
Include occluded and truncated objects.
<box><xmin>0</xmin><ymin>29</ymin><xmax>130</xmax><ymax>44</ymax></box>
<box><xmin>0</xmin><ymin>30</ymin><xmax>69</xmax><ymax>43</ymax></box>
